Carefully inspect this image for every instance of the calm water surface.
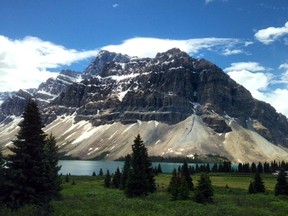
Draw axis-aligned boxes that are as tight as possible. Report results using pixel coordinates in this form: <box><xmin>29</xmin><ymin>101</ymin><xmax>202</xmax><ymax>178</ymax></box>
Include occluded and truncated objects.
<box><xmin>59</xmin><ymin>160</ymin><xmax>183</xmax><ymax>176</ymax></box>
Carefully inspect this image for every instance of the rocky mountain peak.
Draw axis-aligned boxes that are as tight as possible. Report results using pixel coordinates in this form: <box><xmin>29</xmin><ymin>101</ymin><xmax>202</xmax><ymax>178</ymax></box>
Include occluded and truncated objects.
<box><xmin>1</xmin><ymin>49</ymin><xmax>288</xmax><ymax>162</ymax></box>
<box><xmin>83</xmin><ymin>50</ymin><xmax>131</xmax><ymax>77</ymax></box>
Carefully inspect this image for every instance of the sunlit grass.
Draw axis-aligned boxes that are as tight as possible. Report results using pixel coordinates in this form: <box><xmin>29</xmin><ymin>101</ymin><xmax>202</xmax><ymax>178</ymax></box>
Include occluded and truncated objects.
<box><xmin>1</xmin><ymin>173</ymin><xmax>288</xmax><ymax>216</ymax></box>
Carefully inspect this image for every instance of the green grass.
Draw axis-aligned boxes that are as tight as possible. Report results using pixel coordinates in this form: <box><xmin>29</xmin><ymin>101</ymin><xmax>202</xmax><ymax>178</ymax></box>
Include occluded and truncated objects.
<box><xmin>2</xmin><ymin>173</ymin><xmax>288</xmax><ymax>216</ymax></box>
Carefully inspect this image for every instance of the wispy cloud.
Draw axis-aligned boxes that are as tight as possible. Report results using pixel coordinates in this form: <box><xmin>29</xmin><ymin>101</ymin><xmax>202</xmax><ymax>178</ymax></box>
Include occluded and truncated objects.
<box><xmin>225</xmin><ymin>62</ymin><xmax>288</xmax><ymax>117</ymax></box>
<box><xmin>0</xmin><ymin>35</ymin><xmax>99</xmax><ymax>92</ymax></box>
<box><xmin>112</xmin><ymin>4</ymin><xmax>119</xmax><ymax>8</ymax></box>
<box><xmin>222</xmin><ymin>48</ymin><xmax>243</xmax><ymax>56</ymax></box>
<box><xmin>254</xmin><ymin>21</ymin><xmax>288</xmax><ymax>44</ymax></box>
<box><xmin>102</xmin><ymin>37</ymin><xmax>242</xmax><ymax>58</ymax></box>
<box><xmin>205</xmin><ymin>0</ymin><xmax>214</xmax><ymax>4</ymax></box>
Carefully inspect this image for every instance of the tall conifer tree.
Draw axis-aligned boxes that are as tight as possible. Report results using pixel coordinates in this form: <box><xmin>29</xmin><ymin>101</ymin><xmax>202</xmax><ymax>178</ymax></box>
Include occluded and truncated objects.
<box><xmin>181</xmin><ymin>160</ymin><xmax>193</xmax><ymax>190</ymax></box>
<box><xmin>2</xmin><ymin>100</ymin><xmax>61</xmax><ymax>209</ymax></box>
<box><xmin>275</xmin><ymin>169</ymin><xmax>288</xmax><ymax>196</ymax></box>
<box><xmin>124</xmin><ymin>134</ymin><xmax>156</xmax><ymax>197</ymax></box>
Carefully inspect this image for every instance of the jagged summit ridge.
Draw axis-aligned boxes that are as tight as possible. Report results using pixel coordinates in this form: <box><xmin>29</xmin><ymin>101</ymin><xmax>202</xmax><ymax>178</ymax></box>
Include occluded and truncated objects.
<box><xmin>83</xmin><ymin>50</ymin><xmax>131</xmax><ymax>77</ymax></box>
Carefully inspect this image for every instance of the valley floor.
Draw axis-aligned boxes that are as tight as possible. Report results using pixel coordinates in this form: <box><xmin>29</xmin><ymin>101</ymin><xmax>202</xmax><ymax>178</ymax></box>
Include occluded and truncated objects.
<box><xmin>1</xmin><ymin>173</ymin><xmax>288</xmax><ymax>216</ymax></box>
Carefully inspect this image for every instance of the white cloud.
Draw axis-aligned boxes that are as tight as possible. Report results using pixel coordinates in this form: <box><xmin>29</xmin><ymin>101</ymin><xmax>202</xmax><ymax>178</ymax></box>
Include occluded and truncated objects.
<box><xmin>224</xmin><ymin>62</ymin><xmax>266</xmax><ymax>72</ymax></box>
<box><xmin>0</xmin><ymin>35</ymin><xmax>99</xmax><ymax>92</ymax></box>
<box><xmin>102</xmin><ymin>37</ymin><xmax>240</xmax><ymax>58</ymax></box>
<box><xmin>112</xmin><ymin>4</ymin><xmax>119</xmax><ymax>8</ymax></box>
<box><xmin>225</xmin><ymin>62</ymin><xmax>288</xmax><ymax>117</ymax></box>
<box><xmin>254</xmin><ymin>21</ymin><xmax>288</xmax><ymax>45</ymax></box>
<box><xmin>222</xmin><ymin>48</ymin><xmax>243</xmax><ymax>56</ymax></box>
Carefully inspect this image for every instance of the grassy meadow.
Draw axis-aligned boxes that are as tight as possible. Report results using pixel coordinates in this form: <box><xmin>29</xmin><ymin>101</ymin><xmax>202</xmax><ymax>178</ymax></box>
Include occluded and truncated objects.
<box><xmin>2</xmin><ymin>173</ymin><xmax>288</xmax><ymax>216</ymax></box>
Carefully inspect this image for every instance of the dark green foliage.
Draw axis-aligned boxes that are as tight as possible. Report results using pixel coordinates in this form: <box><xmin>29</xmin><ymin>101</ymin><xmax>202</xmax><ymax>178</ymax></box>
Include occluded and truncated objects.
<box><xmin>92</xmin><ymin>171</ymin><xmax>96</xmax><ymax>176</ymax></box>
<box><xmin>157</xmin><ymin>164</ymin><xmax>163</xmax><ymax>174</ymax></box>
<box><xmin>248</xmin><ymin>182</ymin><xmax>255</xmax><ymax>194</ymax></box>
<box><xmin>104</xmin><ymin>170</ymin><xmax>111</xmax><ymax>188</ymax></box>
<box><xmin>112</xmin><ymin>167</ymin><xmax>121</xmax><ymax>188</ymax></box>
<box><xmin>179</xmin><ymin>178</ymin><xmax>189</xmax><ymax>200</ymax></box>
<box><xmin>251</xmin><ymin>162</ymin><xmax>256</xmax><ymax>173</ymax></box>
<box><xmin>65</xmin><ymin>174</ymin><xmax>70</xmax><ymax>183</ymax></box>
<box><xmin>124</xmin><ymin>134</ymin><xmax>156</xmax><ymax>197</ymax></box>
<box><xmin>44</xmin><ymin>134</ymin><xmax>62</xmax><ymax>199</ymax></box>
<box><xmin>168</xmin><ymin>169</ymin><xmax>182</xmax><ymax>200</ymax></box>
<box><xmin>257</xmin><ymin>162</ymin><xmax>263</xmax><ymax>173</ymax></box>
<box><xmin>120</xmin><ymin>154</ymin><xmax>131</xmax><ymax>190</ymax></box>
<box><xmin>181</xmin><ymin>160</ymin><xmax>193</xmax><ymax>190</ymax></box>
<box><xmin>1</xmin><ymin>100</ymin><xmax>62</xmax><ymax>209</ymax></box>
<box><xmin>275</xmin><ymin>169</ymin><xmax>288</xmax><ymax>196</ymax></box>
<box><xmin>99</xmin><ymin>168</ymin><xmax>103</xmax><ymax>176</ymax></box>
<box><xmin>168</xmin><ymin>168</ymin><xmax>190</xmax><ymax>200</ymax></box>
<box><xmin>254</xmin><ymin>172</ymin><xmax>265</xmax><ymax>193</ymax></box>
<box><xmin>195</xmin><ymin>173</ymin><xmax>213</xmax><ymax>203</ymax></box>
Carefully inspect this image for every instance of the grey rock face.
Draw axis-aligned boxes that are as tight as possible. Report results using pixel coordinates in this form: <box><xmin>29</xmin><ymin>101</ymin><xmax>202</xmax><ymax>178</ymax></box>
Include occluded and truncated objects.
<box><xmin>1</xmin><ymin>48</ymin><xmax>288</xmax><ymax>148</ymax></box>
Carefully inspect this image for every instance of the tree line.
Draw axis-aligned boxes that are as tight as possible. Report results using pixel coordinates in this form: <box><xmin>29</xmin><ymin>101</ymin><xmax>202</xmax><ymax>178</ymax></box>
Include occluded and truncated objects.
<box><xmin>183</xmin><ymin>161</ymin><xmax>288</xmax><ymax>174</ymax></box>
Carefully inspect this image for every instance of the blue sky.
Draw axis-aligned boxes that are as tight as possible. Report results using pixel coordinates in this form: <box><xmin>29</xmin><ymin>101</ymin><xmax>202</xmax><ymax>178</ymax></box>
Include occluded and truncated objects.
<box><xmin>0</xmin><ymin>0</ymin><xmax>288</xmax><ymax>116</ymax></box>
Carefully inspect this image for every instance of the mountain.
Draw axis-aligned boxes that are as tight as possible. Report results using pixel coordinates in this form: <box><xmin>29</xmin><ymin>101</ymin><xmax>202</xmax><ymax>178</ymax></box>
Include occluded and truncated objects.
<box><xmin>1</xmin><ymin>48</ymin><xmax>288</xmax><ymax>162</ymax></box>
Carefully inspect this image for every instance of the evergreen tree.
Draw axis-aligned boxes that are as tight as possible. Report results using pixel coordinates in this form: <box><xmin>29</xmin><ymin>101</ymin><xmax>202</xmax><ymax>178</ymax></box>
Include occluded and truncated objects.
<box><xmin>124</xmin><ymin>134</ymin><xmax>156</xmax><ymax>197</ymax></box>
<box><xmin>238</xmin><ymin>163</ymin><xmax>243</xmax><ymax>173</ymax></box>
<box><xmin>99</xmin><ymin>168</ymin><xmax>103</xmax><ymax>176</ymax></box>
<box><xmin>168</xmin><ymin>168</ymin><xmax>181</xmax><ymax>200</ymax></box>
<box><xmin>104</xmin><ymin>170</ymin><xmax>111</xmax><ymax>188</ymax></box>
<box><xmin>112</xmin><ymin>167</ymin><xmax>122</xmax><ymax>188</ymax></box>
<box><xmin>181</xmin><ymin>160</ymin><xmax>193</xmax><ymax>190</ymax></box>
<box><xmin>275</xmin><ymin>169</ymin><xmax>288</xmax><ymax>196</ymax></box>
<box><xmin>248</xmin><ymin>182</ymin><xmax>255</xmax><ymax>194</ymax></box>
<box><xmin>120</xmin><ymin>154</ymin><xmax>131</xmax><ymax>190</ymax></box>
<box><xmin>65</xmin><ymin>173</ymin><xmax>70</xmax><ymax>183</ymax></box>
<box><xmin>254</xmin><ymin>172</ymin><xmax>265</xmax><ymax>193</ymax></box>
<box><xmin>2</xmin><ymin>100</ymin><xmax>61</xmax><ymax>209</ymax></box>
<box><xmin>157</xmin><ymin>164</ymin><xmax>163</xmax><ymax>174</ymax></box>
<box><xmin>251</xmin><ymin>162</ymin><xmax>257</xmax><ymax>173</ymax></box>
<box><xmin>211</xmin><ymin>163</ymin><xmax>218</xmax><ymax>172</ymax></box>
<box><xmin>195</xmin><ymin>173</ymin><xmax>213</xmax><ymax>203</ymax></box>
<box><xmin>257</xmin><ymin>162</ymin><xmax>263</xmax><ymax>173</ymax></box>
<box><xmin>92</xmin><ymin>171</ymin><xmax>96</xmax><ymax>176</ymax></box>
<box><xmin>249</xmin><ymin>172</ymin><xmax>265</xmax><ymax>193</ymax></box>
<box><xmin>179</xmin><ymin>178</ymin><xmax>189</xmax><ymax>200</ymax></box>
<box><xmin>44</xmin><ymin>134</ymin><xmax>62</xmax><ymax>199</ymax></box>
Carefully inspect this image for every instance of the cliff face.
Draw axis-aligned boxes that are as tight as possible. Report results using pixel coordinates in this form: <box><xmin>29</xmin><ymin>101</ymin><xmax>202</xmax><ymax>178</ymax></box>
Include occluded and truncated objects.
<box><xmin>1</xmin><ymin>48</ymin><xmax>288</xmax><ymax>162</ymax></box>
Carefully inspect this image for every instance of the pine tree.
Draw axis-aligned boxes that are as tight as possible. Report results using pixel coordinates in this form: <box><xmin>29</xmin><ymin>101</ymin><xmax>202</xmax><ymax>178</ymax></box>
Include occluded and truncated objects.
<box><xmin>157</xmin><ymin>164</ymin><xmax>163</xmax><ymax>174</ymax></box>
<box><xmin>168</xmin><ymin>168</ymin><xmax>181</xmax><ymax>200</ymax></box>
<box><xmin>2</xmin><ymin>100</ymin><xmax>61</xmax><ymax>209</ymax></box>
<box><xmin>195</xmin><ymin>173</ymin><xmax>213</xmax><ymax>203</ymax></box>
<box><xmin>124</xmin><ymin>134</ymin><xmax>156</xmax><ymax>197</ymax></box>
<box><xmin>275</xmin><ymin>169</ymin><xmax>288</xmax><ymax>196</ymax></box>
<box><xmin>179</xmin><ymin>178</ymin><xmax>190</xmax><ymax>200</ymax></box>
<box><xmin>254</xmin><ymin>172</ymin><xmax>265</xmax><ymax>193</ymax></box>
<box><xmin>112</xmin><ymin>167</ymin><xmax>122</xmax><ymax>188</ymax></box>
<box><xmin>44</xmin><ymin>134</ymin><xmax>62</xmax><ymax>199</ymax></box>
<box><xmin>248</xmin><ymin>182</ymin><xmax>255</xmax><ymax>194</ymax></box>
<box><xmin>99</xmin><ymin>168</ymin><xmax>103</xmax><ymax>176</ymax></box>
<box><xmin>120</xmin><ymin>154</ymin><xmax>131</xmax><ymax>190</ymax></box>
<box><xmin>181</xmin><ymin>160</ymin><xmax>193</xmax><ymax>190</ymax></box>
<box><xmin>248</xmin><ymin>172</ymin><xmax>265</xmax><ymax>193</ymax></box>
<box><xmin>104</xmin><ymin>170</ymin><xmax>111</xmax><ymax>188</ymax></box>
